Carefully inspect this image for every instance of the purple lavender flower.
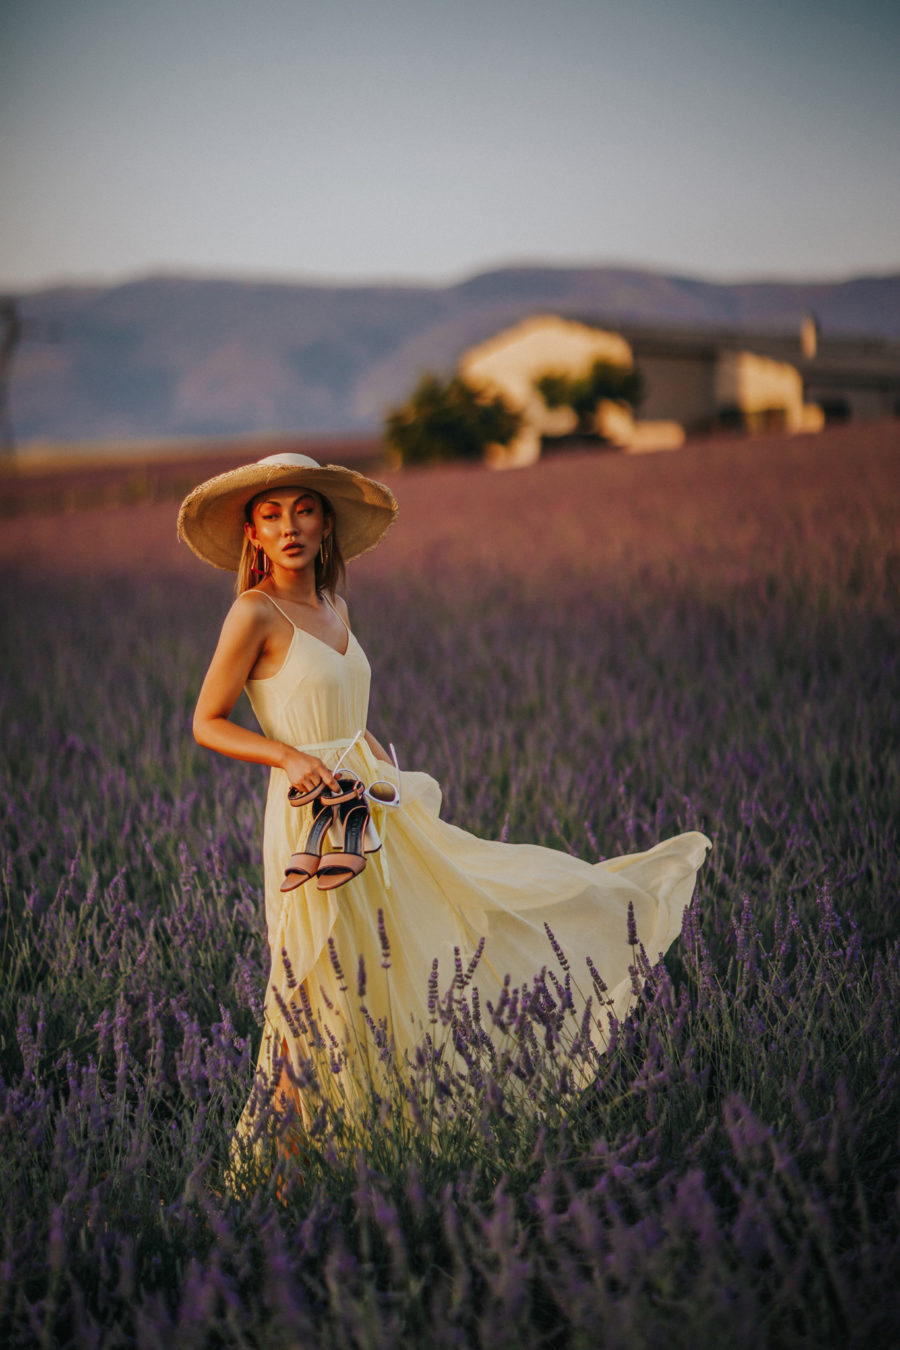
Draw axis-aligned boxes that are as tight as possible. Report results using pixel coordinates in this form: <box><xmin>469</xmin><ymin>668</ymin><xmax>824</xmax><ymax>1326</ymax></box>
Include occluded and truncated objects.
<box><xmin>376</xmin><ymin>908</ymin><xmax>391</xmax><ymax>969</ymax></box>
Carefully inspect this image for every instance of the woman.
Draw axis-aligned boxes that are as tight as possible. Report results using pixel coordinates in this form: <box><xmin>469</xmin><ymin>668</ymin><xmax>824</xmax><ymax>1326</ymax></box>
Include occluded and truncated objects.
<box><xmin>179</xmin><ymin>452</ymin><xmax>710</xmax><ymax>1145</ymax></box>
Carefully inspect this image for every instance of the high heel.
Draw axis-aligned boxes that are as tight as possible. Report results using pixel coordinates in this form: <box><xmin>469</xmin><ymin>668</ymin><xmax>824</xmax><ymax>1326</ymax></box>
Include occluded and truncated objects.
<box><xmin>316</xmin><ymin>792</ymin><xmax>373</xmax><ymax>891</ymax></box>
<box><xmin>281</xmin><ymin>774</ymin><xmax>364</xmax><ymax>892</ymax></box>
<box><xmin>331</xmin><ymin>770</ymin><xmax>382</xmax><ymax>854</ymax></box>
<box><xmin>280</xmin><ymin>798</ymin><xmax>336</xmax><ymax>892</ymax></box>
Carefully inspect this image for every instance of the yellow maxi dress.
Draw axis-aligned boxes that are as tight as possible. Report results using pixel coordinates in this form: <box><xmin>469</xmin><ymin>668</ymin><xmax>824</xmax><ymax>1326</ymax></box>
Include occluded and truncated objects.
<box><xmin>236</xmin><ymin>593</ymin><xmax>710</xmax><ymax>1135</ymax></box>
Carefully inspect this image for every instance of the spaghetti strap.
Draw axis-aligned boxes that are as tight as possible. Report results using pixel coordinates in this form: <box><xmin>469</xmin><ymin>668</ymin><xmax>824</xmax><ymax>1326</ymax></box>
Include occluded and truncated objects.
<box><xmin>322</xmin><ymin>592</ymin><xmax>351</xmax><ymax>636</ymax></box>
<box><xmin>254</xmin><ymin>588</ymin><xmax>351</xmax><ymax>638</ymax></box>
<box><xmin>254</xmin><ymin>590</ymin><xmax>297</xmax><ymax>627</ymax></box>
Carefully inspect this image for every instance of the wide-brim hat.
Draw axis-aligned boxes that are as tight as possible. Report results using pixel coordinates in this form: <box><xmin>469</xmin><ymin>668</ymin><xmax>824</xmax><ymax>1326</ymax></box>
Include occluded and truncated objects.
<box><xmin>177</xmin><ymin>452</ymin><xmax>398</xmax><ymax>570</ymax></box>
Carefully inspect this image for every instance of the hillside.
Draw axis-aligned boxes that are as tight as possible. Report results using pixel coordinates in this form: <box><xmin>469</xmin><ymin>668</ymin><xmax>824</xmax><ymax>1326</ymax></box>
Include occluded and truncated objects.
<box><xmin>10</xmin><ymin>265</ymin><xmax>900</xmax><ymax>444</ymax></box>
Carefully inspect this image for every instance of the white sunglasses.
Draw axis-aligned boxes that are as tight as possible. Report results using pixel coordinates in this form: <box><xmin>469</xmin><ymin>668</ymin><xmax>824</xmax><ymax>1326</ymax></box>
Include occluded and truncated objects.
<box><xmin>364</xmin><ymin>742</ymin><xmax>401</xmax><ymax>809</ymax></box>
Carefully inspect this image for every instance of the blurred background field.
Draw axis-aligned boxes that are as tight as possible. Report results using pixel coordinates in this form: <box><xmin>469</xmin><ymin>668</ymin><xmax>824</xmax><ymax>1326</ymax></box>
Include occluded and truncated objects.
<box><xmin>1</xmin><ymin>423</ymin><xmax>899</xmax><ymax>1345</ymax></box>
<box><xmin>0</xmin><ymin>431</ymin><xmax>383</xmax><ymax>519</ymax></box>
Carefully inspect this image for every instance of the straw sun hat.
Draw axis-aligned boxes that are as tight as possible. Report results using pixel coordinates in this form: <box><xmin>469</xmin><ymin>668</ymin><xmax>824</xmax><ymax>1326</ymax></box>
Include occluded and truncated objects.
<box><xmin>177</xmin><ymin>452</ymin><xmax>398</xmax><ymax>571</ymax></box>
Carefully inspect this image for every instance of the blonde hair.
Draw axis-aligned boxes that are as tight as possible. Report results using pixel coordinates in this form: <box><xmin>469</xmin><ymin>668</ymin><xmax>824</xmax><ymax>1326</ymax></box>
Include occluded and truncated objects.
<box><xmin>235</xmin><ymin>490</ymin><xmax>347</xmax><ymax>598</ymax></box>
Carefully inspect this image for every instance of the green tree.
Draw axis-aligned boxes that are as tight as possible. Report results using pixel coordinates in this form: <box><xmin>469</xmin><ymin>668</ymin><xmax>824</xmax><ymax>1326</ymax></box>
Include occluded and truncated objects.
<box><xmin>535</xmin><ymin>360</ymin><xmax>643</xmax><ymax>434</ymax></box>
<box><xmin>384</xmin><ymin>373</ymin><xmax>522</xmax><ymax>466</ymax></box>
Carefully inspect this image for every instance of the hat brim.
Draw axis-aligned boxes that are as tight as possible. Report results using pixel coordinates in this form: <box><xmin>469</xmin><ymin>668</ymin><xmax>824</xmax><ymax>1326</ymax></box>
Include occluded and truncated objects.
<box><xmin>177</xmin><ymin>458</ymin><xmax>398</xmax><ymax>571</ymax></box>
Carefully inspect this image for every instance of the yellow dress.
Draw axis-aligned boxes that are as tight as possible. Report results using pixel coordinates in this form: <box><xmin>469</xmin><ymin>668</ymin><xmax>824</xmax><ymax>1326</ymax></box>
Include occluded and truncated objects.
<box><xmin>238</xmin><ymin>593</ymin><xmax>710</xmax><ymax>1132</ymax></box>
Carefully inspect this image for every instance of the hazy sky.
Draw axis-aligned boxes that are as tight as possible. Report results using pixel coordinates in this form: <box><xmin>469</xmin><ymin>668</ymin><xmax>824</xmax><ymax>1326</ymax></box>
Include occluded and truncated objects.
<box><xmin>2</xmin><ymin>0</ymin><xmax>899</xmax><ymax>291</ymax></box>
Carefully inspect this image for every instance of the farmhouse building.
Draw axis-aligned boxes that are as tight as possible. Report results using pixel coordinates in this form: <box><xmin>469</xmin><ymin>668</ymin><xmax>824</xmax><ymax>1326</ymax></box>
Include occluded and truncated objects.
<box><xmin>617</xmin><ymin>321</ymin><xmax>900</xmax><ymax>434</ymax></box>
<box><xmin>458</xmin><ymin>314</ymin><xmax>900</xmax><ymax>466</ymax></box>
<box><xmin>460</xmin><ymin>316</ymin><xmax>683</xmax><ymax>467</ymax></box>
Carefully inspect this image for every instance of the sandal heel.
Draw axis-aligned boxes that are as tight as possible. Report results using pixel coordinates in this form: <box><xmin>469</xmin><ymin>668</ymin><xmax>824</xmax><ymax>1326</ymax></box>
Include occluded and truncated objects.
<box><xmin>280</xmin><ymin>800</ymin><xmax>336</xmax><ymax>892</ymax></box>
<box><xmin>316</xmin><ymin>796</ymin><xmax>371</xmax><ymax>891</ymax></box>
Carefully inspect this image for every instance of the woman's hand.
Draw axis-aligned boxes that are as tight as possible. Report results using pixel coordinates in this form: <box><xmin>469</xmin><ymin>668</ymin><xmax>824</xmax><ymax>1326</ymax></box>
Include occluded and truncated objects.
<box><xmin>280</xmin><ymin>747</ymin><xmax>340</xmax><ymax>794</ymax></box>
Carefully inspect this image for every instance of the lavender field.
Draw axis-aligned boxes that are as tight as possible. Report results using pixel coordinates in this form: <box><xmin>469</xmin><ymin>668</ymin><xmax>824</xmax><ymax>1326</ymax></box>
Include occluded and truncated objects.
<box><xmin>2</xmin><ymin>423</ymin><xmax>899</xmax><ymax>1347</ymax></box>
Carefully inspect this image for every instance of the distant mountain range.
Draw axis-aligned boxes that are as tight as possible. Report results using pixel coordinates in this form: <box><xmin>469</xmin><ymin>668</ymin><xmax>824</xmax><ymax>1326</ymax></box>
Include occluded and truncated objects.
<box><xmin>11</xmin><ymin>265</ymin><xmax>900</xmax><ymax>443</ymax></box>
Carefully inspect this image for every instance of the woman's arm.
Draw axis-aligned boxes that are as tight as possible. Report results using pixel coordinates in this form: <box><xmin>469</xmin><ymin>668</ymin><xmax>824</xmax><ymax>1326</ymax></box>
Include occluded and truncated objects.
<box><xmin>192</xmin><ymin>597</ymin><xmax>340</xmax><ymax>792</ymax></box>
<box><xmin>364</xmin><ymin>728</ymin><xmax>392</xmax><ymax>763</ymax></box>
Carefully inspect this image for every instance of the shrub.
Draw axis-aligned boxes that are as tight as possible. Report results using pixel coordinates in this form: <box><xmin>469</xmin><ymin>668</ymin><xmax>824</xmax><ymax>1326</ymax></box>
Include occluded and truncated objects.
<box><xmin>535</xmin><ymin>359</ymin><xmax>644</xmax><ymax>433</ymax></box>
<box><xmin>384</xmin><ymin>372</ymin><xmax>522</xmax><ymax>466</ymax></box>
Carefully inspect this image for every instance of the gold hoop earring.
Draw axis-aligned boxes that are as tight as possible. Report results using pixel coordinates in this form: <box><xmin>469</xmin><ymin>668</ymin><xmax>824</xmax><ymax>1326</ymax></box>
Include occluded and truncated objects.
<box><xmin>319</xmin><ymin>538</ymin><xmax>329</xmax><ymax>566</ymax></box>
<box><xmin>251</xmin><ymin>545</ymin><xmax>270</xmax><ymax>579</ymax></box>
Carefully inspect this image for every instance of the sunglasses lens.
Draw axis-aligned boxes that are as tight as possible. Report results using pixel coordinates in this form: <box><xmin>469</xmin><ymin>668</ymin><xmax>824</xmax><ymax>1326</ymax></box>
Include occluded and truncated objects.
<box><xmin>368</xmin><ymin>782</ymin><xmax>399</xmax><ymax>805</ymax></box>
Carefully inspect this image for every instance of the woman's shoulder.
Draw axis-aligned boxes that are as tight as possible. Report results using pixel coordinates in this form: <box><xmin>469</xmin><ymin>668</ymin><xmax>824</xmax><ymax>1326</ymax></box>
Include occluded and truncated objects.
<box><xmin>233</xmin><ymin>587</ymin><xmax>275</xmax><ymax>614</ymax></box>
<box><xmin>224</xmin><ymin>588</ymin><xmax>280</xmax><ymax>637</ymax></box>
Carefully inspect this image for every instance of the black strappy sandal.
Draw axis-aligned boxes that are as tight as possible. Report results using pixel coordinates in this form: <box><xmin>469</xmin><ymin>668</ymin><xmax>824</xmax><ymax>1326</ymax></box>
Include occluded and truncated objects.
<box><xmin>280</xmin><ymin>798</ymin><xmax>336</xmax><ymax>892</ymax></box>
<box><xmin>316</xmin><ymin>791</ymin><xmax>374</xmax><ymax>892</ymax></box>
<box><xmin>287</xmin><ymin>781</ymin><xmax>326</xmax><ymax>808</ymax></box>
<box><xmin>281</xmin><ymin>774</ymin><xmax>363</xmax><ymax>892</ymax></box>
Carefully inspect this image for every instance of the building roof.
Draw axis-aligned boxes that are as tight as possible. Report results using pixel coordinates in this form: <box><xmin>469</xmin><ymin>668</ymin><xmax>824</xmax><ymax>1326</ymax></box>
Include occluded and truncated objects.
<box><xmin>609</xmin><ymin>320</ymin><xmax>900</xmax><ymax>386</ymax></box>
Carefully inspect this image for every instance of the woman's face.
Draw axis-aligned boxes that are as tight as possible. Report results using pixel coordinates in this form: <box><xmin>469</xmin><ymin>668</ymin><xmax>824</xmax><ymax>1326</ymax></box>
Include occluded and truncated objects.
<box><xmin>245</xmin><ymin>486</ymin><xmax>332</xmax><ymax>574</ymax></box>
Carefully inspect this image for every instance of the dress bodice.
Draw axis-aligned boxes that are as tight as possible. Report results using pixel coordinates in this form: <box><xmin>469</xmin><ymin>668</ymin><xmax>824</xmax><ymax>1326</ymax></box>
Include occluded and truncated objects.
<box><xmin>243</xmin><ymin>595</ymin><xmax>371</xmax><ymax>750</ymax></box>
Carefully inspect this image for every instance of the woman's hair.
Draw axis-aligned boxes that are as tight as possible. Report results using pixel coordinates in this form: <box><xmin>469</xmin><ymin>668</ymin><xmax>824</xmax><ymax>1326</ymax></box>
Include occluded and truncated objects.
<box><xmin>235</xmin><ymin>489</ymin><xmax>347</xmax><ymax>598</ymax></box>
